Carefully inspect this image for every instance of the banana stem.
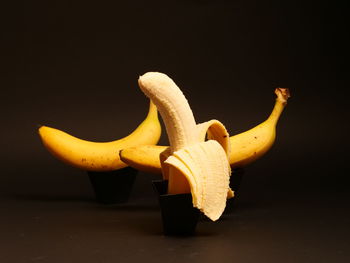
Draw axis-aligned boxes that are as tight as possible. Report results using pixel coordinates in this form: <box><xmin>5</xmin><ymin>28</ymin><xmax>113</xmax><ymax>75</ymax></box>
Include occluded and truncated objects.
<box><xmin>266</xmin><ymin>88</ymin><xmax>290</xmax><ymax>125</ymax></box>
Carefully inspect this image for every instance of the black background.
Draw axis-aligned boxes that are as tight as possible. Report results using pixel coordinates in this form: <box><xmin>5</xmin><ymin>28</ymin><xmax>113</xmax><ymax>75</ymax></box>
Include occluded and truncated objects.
<box><xmin>0</xmin><ymin>1</ymin><xmax>349</xmax><ymax>262</ymax></box>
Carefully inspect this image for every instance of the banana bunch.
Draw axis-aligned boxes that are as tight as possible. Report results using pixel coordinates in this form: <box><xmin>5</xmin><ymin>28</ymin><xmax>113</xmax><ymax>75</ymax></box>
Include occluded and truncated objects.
<box><xmin>38</xmin><ymin>72</ymin><xmax>289</xmax><ymax>221</ymax></box>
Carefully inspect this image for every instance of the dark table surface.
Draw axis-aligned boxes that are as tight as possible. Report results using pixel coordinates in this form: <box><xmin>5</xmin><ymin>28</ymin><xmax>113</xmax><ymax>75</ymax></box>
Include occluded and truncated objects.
<box><xmin>1</xmin><ymin>154</ymin><xmax>349</xmax><ymax>263</ymax></box>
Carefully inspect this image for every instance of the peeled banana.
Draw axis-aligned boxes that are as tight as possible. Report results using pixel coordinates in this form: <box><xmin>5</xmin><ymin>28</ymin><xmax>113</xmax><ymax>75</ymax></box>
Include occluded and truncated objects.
<box><xmin>38</xmin><ymin>100</ymin><xmax>161</xmax><ymax>171</ymax></box>
<box><xmin>138</xmin><ymin>72</ymin><xmax>231</xmax><ymax>221</ymax></box>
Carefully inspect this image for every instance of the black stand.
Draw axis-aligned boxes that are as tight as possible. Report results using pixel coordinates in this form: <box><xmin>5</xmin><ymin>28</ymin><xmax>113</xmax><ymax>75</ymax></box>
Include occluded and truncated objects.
<box><xmin>88</xmin><ymin>167</ymin><xmax>137</xmax><ymax>204</ymax></box>
<box><xmin>224</xmin><ymin>167</ymin><xmax>245</xmax><ymax>213</ymax></box>
<box><xmin>152</xmin><ymin>180</ymin><xmax>200</xmax><ymax>236</ymax></box>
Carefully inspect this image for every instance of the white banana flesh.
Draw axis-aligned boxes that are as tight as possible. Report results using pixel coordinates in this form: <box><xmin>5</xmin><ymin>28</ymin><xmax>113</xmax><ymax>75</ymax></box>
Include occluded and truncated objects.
<box><xmin>138</xmin><ymin>72</ymin><xmax>198</xmax><ymax>152</ymax></box>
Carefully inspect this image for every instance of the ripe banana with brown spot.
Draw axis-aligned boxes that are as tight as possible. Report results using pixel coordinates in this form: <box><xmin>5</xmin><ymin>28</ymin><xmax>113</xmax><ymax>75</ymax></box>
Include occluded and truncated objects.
<box><xmin>120</xmin><ymin>88</ymin><xmax>290</xmax><ymax>173</ymax></box>
<box><xmin>138</xmin><ymin>72</ymin><xmax>231</xmax><ymax>221</ymax></box>
<box><xmin>38</xmin><ymin>100</ymin><xmax>161</xmax><ymax>172</ymax></box>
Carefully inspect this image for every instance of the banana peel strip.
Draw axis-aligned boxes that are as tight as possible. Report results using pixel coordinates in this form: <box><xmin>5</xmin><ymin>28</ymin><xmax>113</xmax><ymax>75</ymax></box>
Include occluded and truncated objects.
<box><xmin>159</xmin><ymin>119</ymin><xmax>234</xmax><ymax>198</ymax></box>
<box><xmin>196</xmin><ymin>119</ymin><xmax>233</xmax><ymax>198</ymax></box>
<box><xmin>164</xmin><ymin>140</ymin><xmax>231</xmax><ymax>221</ymax></box>
<box><xmin>196</xmin><ymin>119</ymin><xmax>231</xmax><ymax>158</ymax></box>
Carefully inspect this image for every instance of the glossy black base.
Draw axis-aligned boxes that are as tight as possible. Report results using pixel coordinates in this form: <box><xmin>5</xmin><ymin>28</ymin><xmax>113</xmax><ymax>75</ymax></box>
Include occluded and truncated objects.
<box><xmin>88</xmin><ymin>167</ymin><xmax>137</xmax><ymax>204</ymax></box>
<box><xmin>224</xmin><ymin>167</ymin><xmax>245</xmax><ymax>213</ymax></box>
<box><xmin>152</xmin><ymin>180</ymin><xmax>200</xmax><ymax>236</ymax></box>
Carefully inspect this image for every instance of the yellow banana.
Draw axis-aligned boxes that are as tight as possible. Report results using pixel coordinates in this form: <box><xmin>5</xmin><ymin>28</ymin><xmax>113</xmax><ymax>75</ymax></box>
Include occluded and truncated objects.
<box><xmin>38</xmin><ymin>100</ymin><xmax>161</xmax><ymax>172</ymax></box>
<box><xmin>138</xmin><ymin>72</ymin><xmax>231</xmax><ymax>221</ymax></box>
<box><xmin>229</xmin><ymin>88</ymin><xmax>290</xmax><ymax>168</ymax></box>
<box><xmin>120</xmin><ymin>88</ymin><xmax>290</xmax><ymax>173</ymax></box>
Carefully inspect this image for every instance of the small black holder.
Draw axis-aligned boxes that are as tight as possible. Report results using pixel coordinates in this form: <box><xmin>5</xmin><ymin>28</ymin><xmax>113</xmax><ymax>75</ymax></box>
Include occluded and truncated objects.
<box><xmin>88</xmin><ymin>167</ymin><xmax>137</xmax><ymax>204</ymax></box>
<box><xmin>230</xmin><ymin>167</ymin><xmax>245</xmax><ymax>192</ymax></box>
<box><xmin>224</xmin><ymin>167</ymin><xmax>245</xmax><ymax>213</ymax></box>
<box><xmin>152</xmin><ymin>180</ymin><xmax>200</xmax><ymax>236</ymax></box>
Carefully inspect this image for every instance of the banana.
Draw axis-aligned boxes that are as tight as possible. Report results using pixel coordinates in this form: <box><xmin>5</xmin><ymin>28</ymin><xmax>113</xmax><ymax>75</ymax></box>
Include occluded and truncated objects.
<box><xmin>229</xmin><ymin>88</ymin><xmax>290</xmax><ymax>167</ymax></box>
<box><xmin>138</xmin><ymin>72</ymin><xmax>231</xmax><ymax>221</ymax></box>
<box><xmin>120</xmin><ymin>88</ymin><xmax>290</xmax><ymax>173</ymax></box>
<box><xmin>38</xmin><ymin>100</ymin><xmax>161</xmax><ymax>172</ymax></box>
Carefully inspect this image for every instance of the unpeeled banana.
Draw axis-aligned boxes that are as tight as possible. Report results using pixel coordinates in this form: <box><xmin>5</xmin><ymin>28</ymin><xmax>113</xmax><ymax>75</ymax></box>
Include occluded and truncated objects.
<box><xmin>38</xmin><ymin>100</ymin><xmax>161</xmax><ymax>171</ymax></box>
<box><xmin>229</xmin><ymin>88</ymin><xmax>290</xmax><ymax>168</ymax></box>
<box><xmin>120</xmin><ymin>88</ymin><xmax>290</xmax><ymax>173</ymax></box>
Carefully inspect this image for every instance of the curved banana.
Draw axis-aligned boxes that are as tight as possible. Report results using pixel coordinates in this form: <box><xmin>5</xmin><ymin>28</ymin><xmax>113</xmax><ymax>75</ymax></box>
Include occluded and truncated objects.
<box><xmin>120</xmin><ymin>88</ymin><xmax>290</xmax><ymax>173</ymax></box>
<box><xmin>229</xmin><ymin>88</ymin><xmax>290</xmax><ymax>168</ymax></box>
<box><xmin>38</xmin><ymin>100</ymin><xmax>161</xmax><ymax>172</ymax></box>
<box><xmin>138</xmin><ymin>72</ymin><xmax>231</xmax><ymax>221</ymax></box>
